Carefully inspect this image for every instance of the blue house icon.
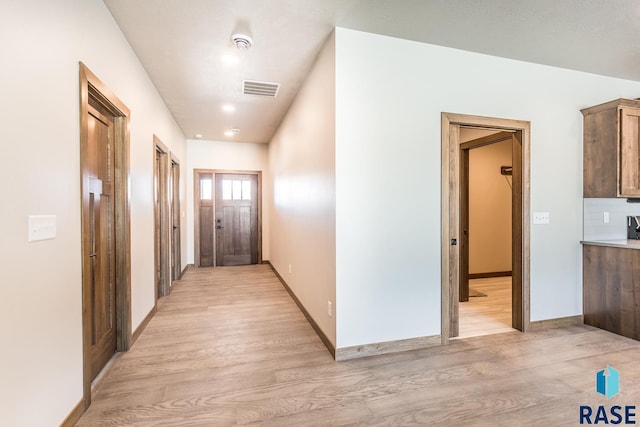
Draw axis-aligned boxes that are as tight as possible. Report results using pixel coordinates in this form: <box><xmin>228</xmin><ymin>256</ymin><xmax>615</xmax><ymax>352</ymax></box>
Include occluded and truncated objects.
<box><xmin>596</xmin><ymin>366</ymin><xmax>620</xmax><ymax>399</ymax></box>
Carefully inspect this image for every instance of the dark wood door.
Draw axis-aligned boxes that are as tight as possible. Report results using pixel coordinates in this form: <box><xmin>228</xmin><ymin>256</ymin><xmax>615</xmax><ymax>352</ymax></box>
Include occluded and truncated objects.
<box><xmin>82</xmin><ymin>104</ymin><xmax>116</xmax><ymax>380</ymax></box>
<box><xmin>215</xmin><ymin>174</ymin><xmax>259</xmax><ymax>266</ymax></box>
<box><xmin>171</xmin><ymin>160</ymin><xmax>181</xmax><ymax>280</ymax></box>
<box><xmin>198</xmin><ymin>173</ymin><xmax>215</xmax><ymax>267</ymax></box>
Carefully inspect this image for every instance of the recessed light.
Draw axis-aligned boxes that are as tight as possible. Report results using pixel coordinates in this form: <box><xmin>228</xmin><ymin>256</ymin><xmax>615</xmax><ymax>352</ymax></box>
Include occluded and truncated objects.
<box><xmin>222</xmin><ymin>104</ymin><xmax>235</xmax><ymax>113</ymax></box>
<box><xmin>194</xmin><ymin>133</ymin><xmax>203</xmax><ymax>139</ymax></box>
<box><xmin>221</xmin><ymin>54</ymin><xmax>238</xmax><ymax>65</ymax></box>
<box><xmin>224</xmin><ymin>129</ymin><xmax>240</xmax><ymax>137</ymax></box>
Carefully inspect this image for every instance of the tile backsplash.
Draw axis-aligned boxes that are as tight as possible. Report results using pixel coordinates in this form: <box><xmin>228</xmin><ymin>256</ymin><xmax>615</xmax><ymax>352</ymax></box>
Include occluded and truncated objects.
<box><xmin>584</xmin><ymin>198</ymin><xmax>640</xmax><ymax>240</ymax></box>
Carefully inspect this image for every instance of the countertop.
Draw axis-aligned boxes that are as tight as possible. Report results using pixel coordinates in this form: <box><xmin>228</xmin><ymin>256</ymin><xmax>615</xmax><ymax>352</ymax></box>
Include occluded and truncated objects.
<box><xmin>581</xmin><ymin>239</ymin><xmax>640</xmax><ymax>249</ymax></box>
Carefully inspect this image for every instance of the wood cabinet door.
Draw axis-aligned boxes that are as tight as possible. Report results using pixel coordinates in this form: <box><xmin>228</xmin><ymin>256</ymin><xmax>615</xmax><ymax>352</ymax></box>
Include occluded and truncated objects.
<box><xmin>619</xmin><ymin>107</ymin><xmax>640</xmax><ymax>197</ymax></box>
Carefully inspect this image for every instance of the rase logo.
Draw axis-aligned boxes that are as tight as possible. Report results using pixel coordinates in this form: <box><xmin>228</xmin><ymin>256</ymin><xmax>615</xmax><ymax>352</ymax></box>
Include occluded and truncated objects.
<box><xmin>597</xmin><ymin>366</ymin><xmax>620</xmax><ymax>399</ymax></box>
<box><xmin>580</xmin><ymin>366</ymin><xmax>636</xmax><ymax>425</ymax></box>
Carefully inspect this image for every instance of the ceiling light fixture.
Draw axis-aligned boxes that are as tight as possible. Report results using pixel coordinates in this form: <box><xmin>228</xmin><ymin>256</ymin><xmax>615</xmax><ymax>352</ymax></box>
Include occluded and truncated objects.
<box><xmin>222</xmin><ymin>104</ymin><xmax>235</xmax><ymax>113</ymax></box>
<box><xmin>231</xmin><ymin>33</ymin><xmax>252</xmax><ymax>51</ymax></box>
<box><xmin>224</xmin><ymin>129</ymin><xmax>240</xmax><ymax>137</ymax></box>
<box><xmin>194</xmin><ymin>133</ymin><xmax>203</xmax><ymax>139</ymax></box>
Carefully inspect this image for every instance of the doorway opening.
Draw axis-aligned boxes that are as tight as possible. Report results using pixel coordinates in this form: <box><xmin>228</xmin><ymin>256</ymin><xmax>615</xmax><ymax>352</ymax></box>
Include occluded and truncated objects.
<box><xmin>194</xmin><ymin>170</ymin><xmax>262</xmax><ymax>267</ymax></box>
<box><xmin>79</xmin><ymin>63</ymin><xmax>132</xmax><ymax>409</ymax></box>
<box><xmin>154</xmin><ymin>136</ymin><xmax>171</xmax><ymax>299</ymax></box>
<box><xmin>441</xmin><ymin>113</ymin><xmax>530</xmax><ymax>344</ymax></box>
<box><xmin>459</xmin><ymin>129</ymin><xmax>515</xmax><ymax>338</ymax></box>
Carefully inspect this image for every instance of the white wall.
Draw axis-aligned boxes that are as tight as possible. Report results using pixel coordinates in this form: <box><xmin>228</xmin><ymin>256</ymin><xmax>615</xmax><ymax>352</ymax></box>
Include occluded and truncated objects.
<box><xmin>0</xmin><ymin>1</ymin><xmax>186</xmax><ymax>425</ymax></box>
<box><xmin>186</xmin><ymin>140</ymin><xmax>270</xmax><ymax>263</ymax></box>
<box><xmin>268</xmin><ymin>33</ymin><xmax>336</xmax><ymax>345</ymax></box>
<box><xmin>334</xmin><ymin>27</ymin><xmax>640</xmax><ymax>348</ymax></box>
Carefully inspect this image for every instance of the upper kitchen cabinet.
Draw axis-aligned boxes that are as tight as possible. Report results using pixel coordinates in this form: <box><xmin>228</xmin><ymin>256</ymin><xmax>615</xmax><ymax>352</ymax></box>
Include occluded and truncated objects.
<box><xmin>582</xmin><ymin>98</ymin><xmax>640</xmax><ymax>198</ymax></box>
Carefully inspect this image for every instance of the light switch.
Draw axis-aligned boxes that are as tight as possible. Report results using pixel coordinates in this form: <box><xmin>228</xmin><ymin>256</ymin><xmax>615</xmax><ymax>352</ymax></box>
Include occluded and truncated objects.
<box><xmin>28</xmin><ymin>215</ymin><xmax>57</xmax><ymax>242</ymax></box>
<box><xmin>533</xmin><ymin>212</ymin><xmax>550</xmax><ymax>225</ymax></box>
<box><xmin>603</xmin><ymin>211</ymin><xmax>610</xmax><ymax>223</ymax></box>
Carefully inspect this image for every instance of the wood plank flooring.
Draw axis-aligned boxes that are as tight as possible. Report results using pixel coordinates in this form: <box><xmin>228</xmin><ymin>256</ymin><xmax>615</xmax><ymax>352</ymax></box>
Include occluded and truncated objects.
<box><xmin>76</xmin><ymin>265</ymin><xmax>640</xmax><ymax>426</ymax></box>
<box><xmin>458</xmin><ymin>277</ymin><xmax>515</xmax><ymax>338</ymax></box>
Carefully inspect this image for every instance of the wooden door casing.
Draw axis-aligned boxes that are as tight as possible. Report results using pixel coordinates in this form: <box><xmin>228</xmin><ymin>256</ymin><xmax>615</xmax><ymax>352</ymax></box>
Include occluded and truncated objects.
<box><xmin>441</xmin><ymin>112</ymin><xmax>530</xmax><ymax>344</ymax></box>
<box><xmin>511</xmin><ymin>131</ymin><xmax>523</xmax><ymax>331</ymax></box>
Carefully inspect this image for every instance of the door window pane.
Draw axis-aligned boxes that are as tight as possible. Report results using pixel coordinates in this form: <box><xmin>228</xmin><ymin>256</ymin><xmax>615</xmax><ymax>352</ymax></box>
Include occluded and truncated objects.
<box><xmin>200</xmin><ymin>177</ymin><xmax>212</xmax><ymax>200</ymax></box>
<box><xmin>242</xmin><ymin>180</ymin><xmax>251</xmax><ymax>200</ymax></box>
<box><xmin>222</xmin><ymin>180</ymin><xmax>232</xmax><ymax>200</ymax></box>
<box><xmin>221</xmin><ymin>178</ymin><xmax>252</xmax><ymax>200</ymax></box>
<box><xmin>232</xmin><ymin>180</ymin><xmax>242</xmax><ymax>200</ymax></box>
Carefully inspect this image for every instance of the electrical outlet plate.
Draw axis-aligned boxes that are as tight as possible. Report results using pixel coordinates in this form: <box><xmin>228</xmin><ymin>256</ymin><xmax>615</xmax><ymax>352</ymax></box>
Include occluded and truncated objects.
<box><xmin>28</xmin><ymin>215</ymin><xmax>57</xmax><ymax>242</ymax></box>
<box><xmin>533</xmin><ymin>212</ymin><xmax>550</xmax><ymax>225</ymax></box>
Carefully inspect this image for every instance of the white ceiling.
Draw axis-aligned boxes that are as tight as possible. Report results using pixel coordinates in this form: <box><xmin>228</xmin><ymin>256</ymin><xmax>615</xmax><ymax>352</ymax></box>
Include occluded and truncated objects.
<box><xmin>104</xmin><ymin>0</ymin><xmax>640</xmax><ymax>144</ymax></box>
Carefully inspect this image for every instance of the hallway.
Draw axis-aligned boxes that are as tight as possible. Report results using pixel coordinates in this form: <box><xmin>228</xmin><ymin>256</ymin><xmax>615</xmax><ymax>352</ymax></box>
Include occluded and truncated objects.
<box><xmin>77</xmin><ymin>265</ymin><xmax>640</xmax><ymax>426</ymax></box>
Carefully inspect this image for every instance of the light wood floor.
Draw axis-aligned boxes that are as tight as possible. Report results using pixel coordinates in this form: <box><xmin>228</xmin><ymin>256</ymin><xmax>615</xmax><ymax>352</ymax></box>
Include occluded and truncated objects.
<box><xmin>459</xmin><ymin>277</ymin><xmax>515</xmax><ymax>339</ymax></box>
<box><xmin>77</xmin><ymin>265</ymin><xmax>640</xmax><ymax>426</ymax></box>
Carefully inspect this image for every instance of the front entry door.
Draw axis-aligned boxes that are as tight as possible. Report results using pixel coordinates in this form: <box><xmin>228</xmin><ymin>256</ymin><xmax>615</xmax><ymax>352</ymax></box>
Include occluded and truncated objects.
<box><xmin>82</xmin><ymin>104</ymin><xmax>117</xmax><ymax>380</ymax></box>
<box><xmin>215</xmin><ymin>174</ymin><xmax>258</xmax><ymax>266</ymax></box>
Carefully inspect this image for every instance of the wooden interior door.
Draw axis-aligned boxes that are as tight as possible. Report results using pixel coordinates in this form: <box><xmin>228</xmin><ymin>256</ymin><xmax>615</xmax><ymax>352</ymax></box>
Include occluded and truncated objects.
<box><xmin>154</xmin><ymin>150</ymin><xmax>162</xmax><ymax>293</ymax></box>
<box><xmin>215</xmin><ymin>174</ymin><xmax>259</xmax><ymax>266</ymax></box>
<box><xmin>154</xmin><ymin>137</ymin><xmax>171</xmax><ymax>297</ymax></box>
<box><xmin>198</xmin><ymin>173</ymin><xmax>215</xmax><ymax>267</ymax></box>
<box><xmin>153</xmin><ymin>146</ymin><xmax>171</xmax><ymax>297</ymax></box>
<box><xmin>171</xmin><ymin>159</ymin><xmax>181</xmax><ymax>280</ymax></box>
<box><xmin>82</xmin><ymin>104</ymin><xmax>116</xmax><ymax>381</ymax></box>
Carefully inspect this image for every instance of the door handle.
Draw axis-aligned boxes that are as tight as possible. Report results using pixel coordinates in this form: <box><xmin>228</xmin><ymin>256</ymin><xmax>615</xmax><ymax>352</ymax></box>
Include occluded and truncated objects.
<box><xmin>216</xmin><ymin>226</ymin><xmax>223</xmax><ymax>229</ymax></box>
<box><xmin>89</xmin><ymin>253</ymin><xmax>97</xmax><ymax>258</ymax></box>
<box><xmin>173</xmin><ymin>226</ymin><xmax>178</xmax><ymax>230</ymax></box>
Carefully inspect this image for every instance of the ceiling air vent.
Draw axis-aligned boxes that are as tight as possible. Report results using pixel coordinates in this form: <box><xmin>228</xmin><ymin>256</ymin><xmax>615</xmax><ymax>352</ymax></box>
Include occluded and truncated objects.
<box><xmin>242</xmin><ymin>80</ymin><xmax>280</xmax><ymax>98</ymax></box>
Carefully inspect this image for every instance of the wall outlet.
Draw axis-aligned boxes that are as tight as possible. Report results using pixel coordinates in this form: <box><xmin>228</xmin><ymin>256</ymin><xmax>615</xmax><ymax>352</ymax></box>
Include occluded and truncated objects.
<box><xmin>328</xmin><ymin>301</ymin><xmax>333</xmax><ymax>318</ymax></box>
<box><xmin>603</xmin><ymin>211</ymin><xmax>610</xmax><ymax>223</ymax></box>
<box><xmin>288</xmin><ymin>264</ymin><xmax>292</xmax><ymax>274</ymax></box>
<box><xmin>532</xmin><ymin>211</ymin><xmax>550</xmax><ymax>225</ymax></box>
<box><xmin>28</xmin><ymin>215</ymin><xmax>57</xmax><ymax>242</ymax></box>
